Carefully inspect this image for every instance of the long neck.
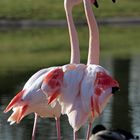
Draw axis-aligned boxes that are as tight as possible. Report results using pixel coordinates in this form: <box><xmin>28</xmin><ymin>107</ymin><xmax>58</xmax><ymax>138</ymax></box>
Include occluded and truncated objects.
<box><xmin>83</xmin><ymin>0</ymin><xmax>100</xmax><ymax>65</ymax></box>
<box><xmin>64</xmin><ymin>2</ymin><xmax>80</xmax><ymax>64</ymax></box>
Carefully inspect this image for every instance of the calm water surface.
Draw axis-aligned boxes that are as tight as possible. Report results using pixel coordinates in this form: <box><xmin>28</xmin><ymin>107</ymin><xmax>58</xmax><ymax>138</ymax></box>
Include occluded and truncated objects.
<box><xmin>0</xmin><ymin>56</ymin><xmax>140</xmax><ymax>140</ymax></box>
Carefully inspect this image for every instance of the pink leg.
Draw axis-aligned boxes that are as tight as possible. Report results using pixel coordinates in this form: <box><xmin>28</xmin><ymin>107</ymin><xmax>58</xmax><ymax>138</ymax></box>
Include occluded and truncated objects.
<box><xmin>31</xmin><ymin>113</ymin><xmax>38</xmax><ymax>140</ymax></box>
<box><xmin>73</xmin><ymin>130</ymin><xmax>77</xmax><ymax>140</ymax></box>
<box><xmin>55</xmin><ymin>117</ymin><xmax>61</xmax><ymax>140</ymax></box>
<box><xmin>86</xmin><ymin>123</ymin><xmax>92</xmax><ymax>140</ymax></box>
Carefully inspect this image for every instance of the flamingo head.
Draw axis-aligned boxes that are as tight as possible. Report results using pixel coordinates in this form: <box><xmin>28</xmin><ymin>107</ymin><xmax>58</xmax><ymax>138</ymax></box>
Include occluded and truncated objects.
<box><xmin>41</xmin><ymin>68</ymin><xmax>64</xmax><ymax>104</ymax></box>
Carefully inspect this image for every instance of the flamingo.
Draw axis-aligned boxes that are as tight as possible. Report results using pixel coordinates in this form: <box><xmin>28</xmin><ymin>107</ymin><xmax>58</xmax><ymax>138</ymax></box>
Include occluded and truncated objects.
<box><xmin>78</xmin><ymin>0</ymin><xmax>119</xmax><ymax>139</ymax></box>
<box><xmin>41</xmin><ymin>62</ymin><xmax>119</xmax><ymax>140</ymax></box>
<box><xmin>41</xmin><ymin>0</ymin><xmax>119</xmax><ymax>140</ymax></box>
<box><xmin>4</xmin><ymin>0</ymin><xmax>81</xmax><ymax>140</ymax></box>
<box><xmin>33</xmin><ymin>63</ymin><xmax>119</xmax><ymax>140</ymax></box>
<box><xmin>4</xmin><ymin>0</ymin><xmax>119</xmax><ymax>140</ymax></box>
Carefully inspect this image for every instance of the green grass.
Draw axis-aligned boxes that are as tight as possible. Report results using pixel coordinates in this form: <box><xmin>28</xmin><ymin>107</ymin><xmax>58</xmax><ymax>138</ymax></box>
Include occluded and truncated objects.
<box><xmin>0</xmin><ymin>0</ymin><xmax>139</xmax><ymax>19</ymax></box>
<box><xmin>0</xmin><ymin>26</ymin><xmax>140</xmax><ymax>73</ymax></box>
<box><xmin>100</xmin><ymin>26</ymin><xmax>140</xmax><ymax>56</ymax></box>
<box><xmin>0</xmin><ymin>28</ymin><xmax>70</xmax><ymax>73</ymax></box>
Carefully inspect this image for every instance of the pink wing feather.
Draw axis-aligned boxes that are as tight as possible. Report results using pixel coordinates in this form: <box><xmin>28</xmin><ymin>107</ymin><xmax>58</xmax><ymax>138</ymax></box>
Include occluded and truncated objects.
<box><xmin>4</xmin><ymin>90</ymin><xmax>25</xmax><ymax>113</ymax></box>
<box><xmin>41</xmin><ymin>68</ymin><xmax>64</xmax><ymax>104</ymax></box>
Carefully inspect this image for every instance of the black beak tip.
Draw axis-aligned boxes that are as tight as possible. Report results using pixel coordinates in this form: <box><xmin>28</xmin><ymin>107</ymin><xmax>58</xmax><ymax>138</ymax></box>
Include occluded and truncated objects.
<box><xmin>112</xmin><ymin>0</ymin><xmax>116</xmax><ymax>3</ymax></box>
<box><xmin>93</xmin><ymin>0</ymin><xmax>116</xmax><ymax>8</ymax></box>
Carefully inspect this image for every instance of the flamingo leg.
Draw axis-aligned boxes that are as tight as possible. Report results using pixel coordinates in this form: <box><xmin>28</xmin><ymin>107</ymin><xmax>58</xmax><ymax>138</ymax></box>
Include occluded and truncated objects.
<box><xmin>73</xmin><ymin>130</ymin><xmax>77</xmax><ymax>140</ymax></box>
<box><xmin>86</xmin><ymin>122</ymin><xmax>92</xmax><ymax>140</ymax></box>
<box><xmin>55</xmin><ymin>117</ymin><xmax>61</xmax><ymax>140</ymax></box>
<box><xmin>31</xmin><ymin>113</ymin><xmax>38</xmax><ymax>140</ymax></box>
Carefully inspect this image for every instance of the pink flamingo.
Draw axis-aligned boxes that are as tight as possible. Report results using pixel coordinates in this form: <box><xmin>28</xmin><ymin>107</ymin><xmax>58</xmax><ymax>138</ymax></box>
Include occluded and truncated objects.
<box><xmin>4</xmin><ymin>0</ymin><xmax>81</xmax><ymax>140</ymax></box>
<box><xmin>70</xmin><ymin>1</ymin><xmax>119</xmax><ymax>139</ymax></box>
<box><xmin>42</xmin><ymin>64</ymin><xmax>119</xmax><ymax>140</ymax></box>
<box><xmin>42</xmin><ymin>1</ymin><xmax>119</xmax><ymax>140</ymax></box>
<box><xmin>4</xmin><ymin>0</ymin><xmax>119</xmax><ymax>140</ymax></box>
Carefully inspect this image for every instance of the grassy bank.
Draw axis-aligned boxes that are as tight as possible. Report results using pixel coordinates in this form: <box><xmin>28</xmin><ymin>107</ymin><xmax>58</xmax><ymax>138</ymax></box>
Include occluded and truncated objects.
<box><xmin>0</xmin><ymin>0</ymin><xmax>139</xmax><ymax>19</ymax></box>
<box><xmin>0</xmin><ymin>26</ymin><xmax>139</xmax><ymax>73</ymax></box>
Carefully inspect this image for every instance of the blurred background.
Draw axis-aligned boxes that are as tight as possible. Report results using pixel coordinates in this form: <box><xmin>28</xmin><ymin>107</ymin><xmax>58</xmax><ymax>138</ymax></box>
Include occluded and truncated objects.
<box><xmin>0</xmin><ymin>0</ymin><xmax>140</xmax><ymax>139</ymax></box>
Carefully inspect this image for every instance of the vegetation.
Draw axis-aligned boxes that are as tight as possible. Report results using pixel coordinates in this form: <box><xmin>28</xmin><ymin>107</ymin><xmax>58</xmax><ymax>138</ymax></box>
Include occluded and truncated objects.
<box><xmin>0</xmin><ymin>0</ymin><xmax>139</xmax><ymax>73</ymax></box>
<box><xmin>0</xmin><ymin>26</ymin><xmax>139</xmax><ymax>73</ymax></box>
<box><xmin>0</xmin><ymin>0</ymin><xmax>139</xmax><ymax>19</ymax></box>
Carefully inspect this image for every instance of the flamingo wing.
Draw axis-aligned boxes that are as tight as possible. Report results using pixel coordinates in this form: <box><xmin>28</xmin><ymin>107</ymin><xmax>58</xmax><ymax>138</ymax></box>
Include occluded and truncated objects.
<box><xmin>41</xmin><ymin>67</ymin><xmax>64</xmax><ymax>104</ymax></box>
<box><xmin>23</xmin><ymin>67</ymin><xmax>55</xmax><ymax>89</ymax></box>
<box><xmin>81</xmin><ymin>64</ymin><xmax>119</xmax><ymax>119</ymax></box>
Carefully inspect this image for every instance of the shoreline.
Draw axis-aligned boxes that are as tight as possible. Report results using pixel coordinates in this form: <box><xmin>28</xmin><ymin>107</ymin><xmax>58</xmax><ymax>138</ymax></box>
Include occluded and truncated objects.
<box><xmin>0</xmin><ymin>17</ymin><xmax>140</xmax><ymax>29</ymax></box>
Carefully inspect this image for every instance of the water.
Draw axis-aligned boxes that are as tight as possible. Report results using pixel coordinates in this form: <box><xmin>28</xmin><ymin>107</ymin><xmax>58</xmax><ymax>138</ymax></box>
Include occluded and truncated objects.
<box><xmin>0</xmin><ymin>56</ymin><xmax>140</xmax><ymax>140</ymax></box>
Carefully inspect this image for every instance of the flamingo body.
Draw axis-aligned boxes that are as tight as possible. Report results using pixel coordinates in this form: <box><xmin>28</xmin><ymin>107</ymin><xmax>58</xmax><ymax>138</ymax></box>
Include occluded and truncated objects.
<box><xmin>81</xmin><ymin>65</ymin><xmax>119</xmax><ymax>118</ymax></box>
<box><xmin>42</xmin><ymin>64</ymin><xmax>119</xmax><ymax>132</ymax></box>
<box><xmin>41</xmin><ymin>64</ymin><xmax>86</xmax><ymax>114</ymax></box>
<box><xmin>68</xmin><ymin>64</ymin><xmax>119</xmax><ymax>131</ymax></box>
<box><xmin>4</xmin><ymin>0</ymin><xmax>119</xmax><ymax>139</ymax></box>
<box><xmin>4</xmin><ymin>67</ymin><xmax>61</xmax><ymax>125</ymax></box>
<box><xmin>60</xmin><ymin>64</ymin><xmax>86</xmax><ymax>114</ymax></box>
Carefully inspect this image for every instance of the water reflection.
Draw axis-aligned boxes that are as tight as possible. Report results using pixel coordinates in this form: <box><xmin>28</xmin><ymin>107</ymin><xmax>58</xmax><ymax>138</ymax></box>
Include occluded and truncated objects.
<box><xmin>0</xmin><ymin>56</ymin><xmax>140</xmax><ymax>140</ymax></box>
<box><xmin>112</xmin><ymin>58</ymin><xmax>132</xmax><ymax>131</ymax></box>
<box><xmin>129</xmin><ymin>56</ymin><xmax>140</xmax><ymax>135</ymax></box>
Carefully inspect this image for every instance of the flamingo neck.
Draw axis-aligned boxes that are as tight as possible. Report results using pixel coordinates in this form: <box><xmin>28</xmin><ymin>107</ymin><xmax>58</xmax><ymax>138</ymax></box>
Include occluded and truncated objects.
<box><xmin>83</xmin><ymin>0</ymin><xmax>100</xmax><ymax>65</ymax></box>
<box><xmin>64</xmin><ymin>2</ymin><xmax>80</xmax><ymax>64</ymax></box>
